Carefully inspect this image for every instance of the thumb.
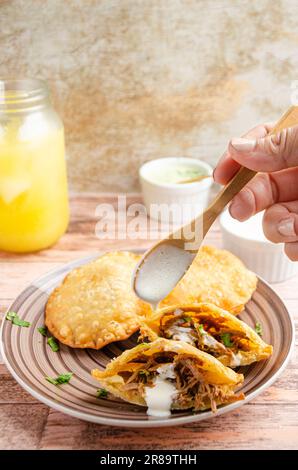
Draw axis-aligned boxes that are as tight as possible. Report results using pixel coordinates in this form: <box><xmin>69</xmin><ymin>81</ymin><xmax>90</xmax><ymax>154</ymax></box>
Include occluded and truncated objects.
<box><xmin>228</xmin><ymin>124</ymin><xmax>298</xmax><ymax>172</ymax></box>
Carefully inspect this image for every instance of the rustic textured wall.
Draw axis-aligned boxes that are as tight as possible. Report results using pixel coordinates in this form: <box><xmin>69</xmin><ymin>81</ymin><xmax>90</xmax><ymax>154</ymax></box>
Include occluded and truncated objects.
<box><xmin>1</xmin><ymin>0</ymin><xmax>298</xmax><ymax>191</ymax></box>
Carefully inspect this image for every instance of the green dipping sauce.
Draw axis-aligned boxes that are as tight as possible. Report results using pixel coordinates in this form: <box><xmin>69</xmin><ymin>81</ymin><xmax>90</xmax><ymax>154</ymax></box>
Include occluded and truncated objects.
<box><xmin>148</xmin><ymin>163</ymin><xmax>208</xmax><ymax>184</ymax></box>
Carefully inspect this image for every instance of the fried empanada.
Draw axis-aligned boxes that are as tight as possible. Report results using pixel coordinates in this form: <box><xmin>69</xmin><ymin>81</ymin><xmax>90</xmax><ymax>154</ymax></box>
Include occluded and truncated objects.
<box><xmin>92</xmin><ymin>338</ymin><xmax>244</xmax><ymax>415</ymax></box>
<box><xmin>45</xmin><ymin>251</ymin><xmax>152</xmax><ymax>349</ymax></box>
<box><xmin>159</xmin><ymin>245</ymin><xmax>257</xmax><ymax>314</ymax></box>
<box><xmin>140</xmin><ymin>303</ymin><xmax>273</xmax><ymax>367</ymax></box>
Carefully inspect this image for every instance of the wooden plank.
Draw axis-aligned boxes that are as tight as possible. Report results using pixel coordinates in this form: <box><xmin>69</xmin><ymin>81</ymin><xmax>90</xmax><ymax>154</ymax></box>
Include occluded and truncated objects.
<box><xmin>0</xmin><ymin>404</ymin><xmax>49</xmax><ymax>450</ymax></box>
<box><xmin>39</xmin><ymin>404</ymin><xmax>298</xmax><ymax>450</ymax></box>
<box><xmin>0</xmin><ymin>364</ymin><xmax>40</xmax><ymax>404</ymax></box>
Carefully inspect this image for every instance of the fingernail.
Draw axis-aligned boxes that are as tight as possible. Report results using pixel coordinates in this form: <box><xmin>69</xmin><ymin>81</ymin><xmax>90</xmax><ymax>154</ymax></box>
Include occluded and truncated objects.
<box><xmin>212</xmin><ymin>168</ymin><xmax>217</xmax><ymax>181</ymax></box>
<box><xmin>231</xmin><ymin>138</ymin><xmax>256</xmax><ymax>152</ymax></box>
<box><xmin>229</xmin><ymin>200</ymin><xmax>245</xmax><ymax>220</ymax></box>
<box><xmin>278</xmin><ymin>218</ymin><xmax>296</xmax><ymax>237</ymax></box>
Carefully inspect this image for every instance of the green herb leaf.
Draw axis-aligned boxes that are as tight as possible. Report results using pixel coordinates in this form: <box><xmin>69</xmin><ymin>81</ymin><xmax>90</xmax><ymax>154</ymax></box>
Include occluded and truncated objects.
<box><xmin>220</xmin><ymin>333</ymin><xmax>233</xmax><ymax>347</ymax></box>
<box><xmin>6</xmin><ymin>312</ymin><xmax>16</xmax><ymax>321</ymax></box>
<box><xmin>45</xmin><ymin>372</ymin><xmax>73</xmax><ymax>386</ymax></box>
<box><xmin>138</xmin><ymin>369</ymin><xmax>149</xmax><ymax>376</ymax></box>
<box><xmin>138</xmin><ymin>369</ymin><xmax>150</xmax><ymax>383</ymax></box>
<box><xmin>12</xmin><ymin>317</ymin><xmax>31</xmax><ymax>327</ymax></box>
<box><xmin>56</xmin><ymin>373</ymin><xmax>73</xmax><ymax>384</ymax></box>
<box><xmin>183</xmin><ymin>316</ymin><xmax>192</xmax><ymax>323</ymax></box>
<box><xmin>255</xmin><ymin>322</ymin><xmax>263</xmax><ymax>337</ymax></box>
<box><xmin>96</xmin><ymin>388</ymin><xmax>108</xmax><ymax>398</ymax></box>
<box><xmin>47</xmin><ymin>337</ymin><xmax>59</xmax><ymax>352</ymax></box>
<box><xmin>45</xmin><ymin>376</ymin><xmax>59</xmax><ymax>385</ymax></box>
<box><xmin>6</xmin><ymin>311</ymin><xmax>30</xmax><ymax>328</ymax></box>
<box><xmin>198</xmin><ymin>324</ymin><xmax>205</xmax><ymax>334</ymax></box>
<box><xmin>38</xmin><ymin>326</ymin><xmax>48</xmax><ymax>337</ymax></box>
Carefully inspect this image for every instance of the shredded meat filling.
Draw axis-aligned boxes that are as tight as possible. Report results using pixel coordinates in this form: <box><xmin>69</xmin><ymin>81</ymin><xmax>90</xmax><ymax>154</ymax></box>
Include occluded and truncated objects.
<box><xmin>121</xmin><ymin>353</ymin><xmax>239</xmax><ymax>412</ymax></box>
<box><xmin>122</xmin><ymin>353</ymin><xmax>175</xmax><ymax>394</ymax></box>
<box><xmin>161</xmin><ymin>314</ymin><xmax>240</xmax><ymax>360</ymax></box>
<box><xmin>174</xmin><ymin>356</ymin><xmax>237</xmax><ymax>412</ymax></box>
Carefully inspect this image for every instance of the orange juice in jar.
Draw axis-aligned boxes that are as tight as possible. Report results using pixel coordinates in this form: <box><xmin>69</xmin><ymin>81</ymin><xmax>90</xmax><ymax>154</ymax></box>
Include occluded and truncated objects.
<box><xmin>0</xmin><ymin>79</ymin><xmax>69</xmax><ymax>252</ymax></box>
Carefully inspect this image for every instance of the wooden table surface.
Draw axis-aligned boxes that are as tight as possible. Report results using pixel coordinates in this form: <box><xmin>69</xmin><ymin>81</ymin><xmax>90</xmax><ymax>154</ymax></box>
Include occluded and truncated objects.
<box><xmin>0</xmin><ymin>193</ymin><xmax>297</xmax><ymax>450</ymax></box>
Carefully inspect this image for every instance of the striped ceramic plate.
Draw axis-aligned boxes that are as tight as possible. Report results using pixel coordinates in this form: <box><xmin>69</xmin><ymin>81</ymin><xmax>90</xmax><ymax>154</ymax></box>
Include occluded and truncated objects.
<box><xmin>0</xmin><ymin>254</ymin><xmax>295</xmax><ymax>427</ymax></box>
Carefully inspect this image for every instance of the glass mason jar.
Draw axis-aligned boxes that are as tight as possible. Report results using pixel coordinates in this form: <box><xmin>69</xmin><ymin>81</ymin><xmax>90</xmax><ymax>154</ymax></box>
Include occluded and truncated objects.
<box><xmin>0</xmin><ymin>79</ymin><xmax>69</xmax><ymax>253</ymax></box>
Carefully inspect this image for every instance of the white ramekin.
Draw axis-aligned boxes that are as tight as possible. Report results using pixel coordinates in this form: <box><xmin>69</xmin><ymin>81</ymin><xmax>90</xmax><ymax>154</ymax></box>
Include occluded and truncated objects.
<box><xmin>139</xmin><ymin>157</ymin><xmax>213</xmax><ymax>223</ymax></box>
<box><xmin>219</xmin><ymin>210</ymin><xmax>298</xmax><ymax>283</ymax></box>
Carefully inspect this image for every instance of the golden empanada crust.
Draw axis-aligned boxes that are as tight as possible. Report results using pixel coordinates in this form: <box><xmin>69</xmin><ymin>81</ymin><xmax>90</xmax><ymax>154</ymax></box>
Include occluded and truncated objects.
<box><xmin>141</xmin><ymin>302</ymin><xmax>273</xmax><ymax>367</ymax></box>
<box><xmin>159</xmin><ymin>246</ymin><xmax>257</xmax><ymax>314</ymax></box>
<box><xmin>45</xmin><ymin>251</ymin><xmax>152</xmax><ymax>349</ymax></box>
<box><xmin>92</xmin><ymin>338</ymin><xmax>244</xmax><ymax>408</ymax></box>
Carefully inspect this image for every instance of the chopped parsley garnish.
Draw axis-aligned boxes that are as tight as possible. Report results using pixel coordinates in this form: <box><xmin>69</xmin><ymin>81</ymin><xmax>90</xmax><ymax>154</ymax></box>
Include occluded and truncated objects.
<box><xmin>6</xmin><ymin>311</ymin><xmax>30</xmax><ymax>328</ymax></box>
<box><xmin>138</xmin><ymin>370</ymin><xmax>150</xmax><ymax>382</ymax></box>
<box><xmin>47</xmin><ymin>337</ymin><xmax>60</xmax><ymax>352</ymax></box>
<box><xmin>38</xmin><ymin>326</ymin><xmax>48</xmax><ymax>337</ymax></box>
<box><xmin>221</xmin><ymin>333</ymin><xmax>233</xmax><ymax>347</ymax></box>
<box><xmin>255</xmin><ymin>322</ymin><xmax>263</xmax><ymax>337</ymax></box>
<box><xmin>183</xmin><ymin>316</ymin><xmax>192</xmax><ymax>323</ymax></box>
<box><xmin>96</xmin><ymin>388</ymin><xmax>108</xmax><ymax>398</ymax></box>
<box><xmin>37</xmin><ymin>326</ymin><xmax>59</xmax><ymax>351</ymax></box>
<box><xmin>45</xmin><ymin>373</ymin><xmax>73</xmax><ymax>386</ymax></box>
<box><xmin>139</xmin><ymin>369</ymin><xmax>150</xmax><ymax>377</ymax></box>
<box><xmin>45</xmin><ymin>376</ymin><xmax>60</xmax><ymax>385</ymax></box>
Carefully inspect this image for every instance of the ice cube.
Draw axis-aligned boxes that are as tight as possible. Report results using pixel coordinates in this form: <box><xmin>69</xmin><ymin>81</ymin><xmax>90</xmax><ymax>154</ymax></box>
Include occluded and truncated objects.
<box><xmin>0</xmin><ymin>176</ymin><xmax>31</xmax><ymax>204</ymax></box>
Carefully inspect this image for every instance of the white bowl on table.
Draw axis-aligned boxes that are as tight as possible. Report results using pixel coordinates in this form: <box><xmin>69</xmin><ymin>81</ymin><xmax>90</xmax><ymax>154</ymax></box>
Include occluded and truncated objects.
<box><xmin>139</xmin><ymin>157</ymin><xmax>213</xmax><ymax>224</ymax></box>
<box><xmin>220</xmin><ymin>210</ymin><xmax>298</xmax><ymax>283</ymax></box>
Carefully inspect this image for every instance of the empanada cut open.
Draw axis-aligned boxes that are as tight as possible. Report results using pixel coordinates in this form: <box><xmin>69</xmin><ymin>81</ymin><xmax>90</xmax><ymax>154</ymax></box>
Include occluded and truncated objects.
<box><xmin>140</xmin><ymin>303</ymin><xmax>273</xmax><ymax>368</ymax></box>
<box><xmin>92</xmin><ymin>338</ymin><xmax>244</xmax><ymax>415</ymax></box>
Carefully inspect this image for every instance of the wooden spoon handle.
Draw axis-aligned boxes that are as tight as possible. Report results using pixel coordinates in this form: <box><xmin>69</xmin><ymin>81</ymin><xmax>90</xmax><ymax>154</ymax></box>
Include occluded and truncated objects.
<box><xmin>201</xmin><ymin>105</ymin><xmax>298</xmax><ymax>234</ymax></box>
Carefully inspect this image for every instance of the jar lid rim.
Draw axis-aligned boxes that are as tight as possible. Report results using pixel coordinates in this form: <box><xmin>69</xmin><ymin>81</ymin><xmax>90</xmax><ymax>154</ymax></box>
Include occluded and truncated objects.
<box><xmin>0</xmin><ymin>79</ymin><xmax>49</xmax><ymax>109</ymax></box>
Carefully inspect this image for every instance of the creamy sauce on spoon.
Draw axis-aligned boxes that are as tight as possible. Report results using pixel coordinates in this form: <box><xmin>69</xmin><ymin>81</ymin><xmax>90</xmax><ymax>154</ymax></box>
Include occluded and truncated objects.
<box><xmin>134</xmin><ymin>244</ymin><xmax>195</xmax><ymax>305</ymax></box>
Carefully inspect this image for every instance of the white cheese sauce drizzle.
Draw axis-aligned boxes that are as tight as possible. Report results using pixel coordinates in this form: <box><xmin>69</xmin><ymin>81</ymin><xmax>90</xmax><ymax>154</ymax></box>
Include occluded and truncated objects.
<box><xmin>144</xmin><ymin>364</ymin><xmax>177</xmax><ymax>418</ymax></box>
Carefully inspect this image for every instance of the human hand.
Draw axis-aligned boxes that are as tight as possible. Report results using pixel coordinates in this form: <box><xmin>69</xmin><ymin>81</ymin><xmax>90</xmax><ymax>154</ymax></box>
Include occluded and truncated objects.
<box><xmin>213</xmin><ymin>123</ymin><xmax>298</xmax><ymax>260</ymax></box>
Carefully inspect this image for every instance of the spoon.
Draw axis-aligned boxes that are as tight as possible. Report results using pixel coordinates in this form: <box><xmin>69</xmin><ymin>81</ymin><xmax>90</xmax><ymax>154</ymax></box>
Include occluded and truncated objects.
<box><xmin>133</xmin><ymin>106</ymin><xmax>298</xmax><ymax>306</ymax></box>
